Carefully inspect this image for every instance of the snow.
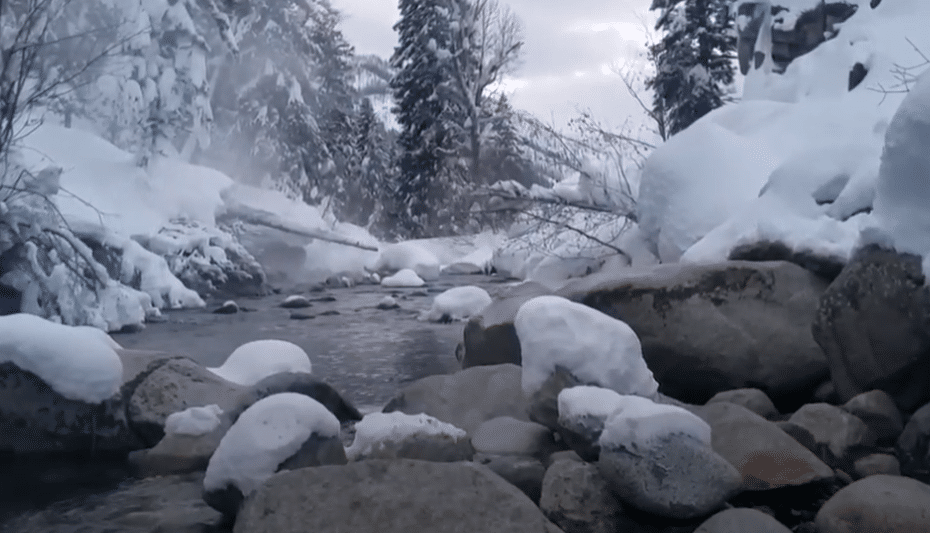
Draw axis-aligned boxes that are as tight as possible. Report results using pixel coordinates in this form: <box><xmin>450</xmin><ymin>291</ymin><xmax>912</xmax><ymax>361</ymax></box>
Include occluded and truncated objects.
<box><xmin>208</xmin><ymin>340</ymin><xmax>312</xmax><ymax>386</ymax></box>
<box><xmin>0</xmin><ymin>313</ymin><xmax>122</xmax><ymax>403</ymax></box>
<box><xmin>344</xmin><ymin>412</ymin><xmax>467</xmax><ymax>461</ymax></box>
<box><xmin>597</xmin><ymin>395</ymin><xmax>712</xmax><ymax>451</ymax></box>
<box><xmin>871</xmin><ymin>67</ymin><xmax>930</xmax><ymax>275</ymax></box>
<box><xmin>640</xmin><ymin>0</ymin><xmax>930</xmax><ymax>265</ymax></box>
<box><xmin>421</xmin><ymin>286</ymin><xmax>492</xmax><ymax>322</ymax></box>
<box><xmin>203</xmin><ymin>393</ymin><xmax>340</xmax><ymax>496</ymax></box>
<box><xmin>558</xmin><ymin>386</ymin><xmax>627</xmax><ymax>422</ymax></box>
<box><xmin>380</xmin><ymin>268</ymin><xmax>425</xmax><ymax>288</ymax></box>
<box><xmin>164</xmin><ymin>404</ymin><xmax>223</xmax><ymax>436</ymax></box>
<box><xmin>374</xmin><ymin>241</ymin><xmax>442</xmax><ymax>281</ymax></box>
<box><xmin>514</xmin><ymin>296</ymin><xmax>659</xmax><ymax>399</ymax></box>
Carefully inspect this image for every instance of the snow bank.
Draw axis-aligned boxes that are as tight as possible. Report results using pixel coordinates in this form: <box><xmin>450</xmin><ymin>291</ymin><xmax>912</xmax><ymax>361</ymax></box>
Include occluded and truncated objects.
<box><xmin>514</xmin><ymin>296</ymin><xmax>659</xmax><ymax>399</ymax></box>
<box><xmin>344</xmin><ymin>412</ymin><xmax>467</xmax><ymax>461</ymax></box>
<box><xmin>871</xmin><ymin>68</ymin><xmax>930</xmax><ymax>274</ymax></box>
<box><xmin>164</xmin><ymin>404</ymin><xmax>223</xmax><ymax>436</ymax></box>
<box><xmin>421</xmin><ymin>286</ymin><xmax>492</xmax><ymax>322</ymax></box>
<box><xmin>641</xmin><ymin>0</ymin><xmax>930</xmax><ymax>263</ymax></box>
<box><xmin>203</xmin><ymin>393</ymin><xmax>340</xmax><ymax>496</ymax></box>
<box><xmin>598</xmin><ymin>396</ymin><xmax>712</xmax><ymax>451</ymax></box>
<box><xmin>380</xmin><ymin>268</ymin><xmax>425</xmax><ymax>287</ymax></box>
<box><xmin>0</xmin><ymin>313</ymin><xmax>122</xmax><ymax>403</ymax></box>
<box><xmin>208</xmin><ymin>340</ymin><xmax>312</xmax><ymax>386</ymax></box>
<box><xmin>374</xmin><ymin>241</ymin><xmax>441</xmax><ymax>281</ymax></box>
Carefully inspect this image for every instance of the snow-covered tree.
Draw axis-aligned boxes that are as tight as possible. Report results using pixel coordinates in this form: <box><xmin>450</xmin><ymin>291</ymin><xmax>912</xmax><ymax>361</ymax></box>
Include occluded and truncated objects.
<box><xmin>340</xmin><ymin>97</ymin><xmax>396</xmax><ymax>232</ymax></box>
<box><xmin>647</xmin><ymin>0</ymin><xmax>736</xmax><ymax>136</ymax></box>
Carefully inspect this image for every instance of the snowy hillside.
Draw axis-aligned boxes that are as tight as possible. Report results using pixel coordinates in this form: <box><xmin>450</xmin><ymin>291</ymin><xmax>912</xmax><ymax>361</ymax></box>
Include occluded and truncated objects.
<box><xmin>638</xmin><ymin>0</ymin><xmax>930</xmax><ymax>266</ymax></box>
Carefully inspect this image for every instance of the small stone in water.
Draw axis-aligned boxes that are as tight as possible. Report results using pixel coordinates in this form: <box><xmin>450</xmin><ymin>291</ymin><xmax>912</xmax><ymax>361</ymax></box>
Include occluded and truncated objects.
<box><xmin>318</xmin><ymin>310</ymin><xmax>341</xmax><ymax>316</ymax></box>
<box><xmin>281</xmin><ymin>295</ymin><xmax>312</xmax><ymax>309</ymax></box>
<box><xmin>377</xmin><ymin>296</ymin><xmax>400</xmax><ymax>310</ymax></box>
<box><xmin>213</xmin><ymin>301</ymin><xmax>239</xmax><ymax>314</ymax></box>
<box><xmin>290</xmin><ymin>312</ymin><xmax>315</xmax><ymax>320</ymax></box>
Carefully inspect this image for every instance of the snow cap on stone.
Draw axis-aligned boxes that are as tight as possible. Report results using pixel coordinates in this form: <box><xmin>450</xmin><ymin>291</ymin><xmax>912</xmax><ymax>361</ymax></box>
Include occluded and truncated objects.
<box><xmin>380</xmin><ymin>268</ymin><xmax>425</xmax><ymax>287</ymax></box>
<box><xmin>345</xmin><ymin>412</ymin><xmax>467</xmax><ymax>461</ymax></box>
<box><xmin>208</xmin><ymin>339</ymin><xmax>311</xmax><ymax>386</ymax></box>
<box><xmin>422</xmin><ymin>285</ymin><xmax>492</xmax><ymax>322</ymax></box>
<box><xmin>515</xmin><ymin>295</ymin><xmax>658</xmax><ymax>399</ymax></box>
<box><xmin>598</xmin><ymin>395</ymin><xmax>711</xmax><ymax>451</ymax></box>
<box><xmin>0</xmin><ymin>313</ymin><xmax>123</xmax><ymax>403</ymax></box>
<box><xmin>164</xmin><ymin>404</ymin><xmax>223</xmax><ymax>436</ymax></box>
<box><xmin>375</xmin><ymin>241</ymin><xmax>441</xmax><ymax>281</ymax></box>
<box><xmin>204</xmin><ymin>393</ymin><xmax>340</xmax><ymax>496</ymax></box>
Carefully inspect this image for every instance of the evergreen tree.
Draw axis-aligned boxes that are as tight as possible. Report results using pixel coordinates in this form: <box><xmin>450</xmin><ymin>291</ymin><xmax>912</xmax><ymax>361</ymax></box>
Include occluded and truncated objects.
<box><xmin>647</xmin><ymin>0</ymin><xmax>736</xmax><ymax>136</ymax></box>
<box><xmin>344</xmin><ymin>97</ymin><xmax>395</xmax><ymax>232</ymax></box>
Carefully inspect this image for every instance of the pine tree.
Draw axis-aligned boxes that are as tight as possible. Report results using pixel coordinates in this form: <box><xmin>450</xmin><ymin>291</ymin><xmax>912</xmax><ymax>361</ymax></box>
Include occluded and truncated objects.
<box><xmin>647</xmin><ymin>0</ymin><xmax>736</xmax><ymax>136</ymax></box>
<box><xmin>343</xmin><ymin>97</ymin><xmax>395</xmax><ymax>231</ymax></box>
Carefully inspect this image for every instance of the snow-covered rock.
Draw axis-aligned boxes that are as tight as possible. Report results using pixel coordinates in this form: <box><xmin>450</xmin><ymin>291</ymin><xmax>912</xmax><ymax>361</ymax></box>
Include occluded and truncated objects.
<box><xmin>280</xmin><ymin>295</ymin><xmax>311</xmax><ymax>308</ymax></box>
<box><xmin>421</xmin><ymin>285</ymin><xmax>491</xmax><ymax>322</ymax></box>
<box><xmin>375</xmin><ymin>241</ymin><xmax>441</xmax><ymax>281</ymax></box>
<box><xmin>380</xmin><ymin>268</ymin><xmax>425</xmax><ymax>287</ymax></box>
<box><xmin>345</xmin><ymin>412</ymin><xmax>472</xmax><ymax>462</ymax></box>
<box><xmin>207</xmin><ymin>339</ymin><xmax>312</xmax><ymax>386</ymax></box>
<box><xmin>515</xmin><ymin>296</ymin><xmax>658</xmax><ymax>400</ymax></box>
<box><xmin>203</xmin><ymin>393</ymin><xmax>345</xmax><ymax>517</ymax></box>
<box><xmin>0</xmin><ymin>313</ymin><xmax>122</xmax><ymax>403</ymax></box>
<box><xmin>164</xmin><ymin>404</ymin><xmax>223</xmax><ymax>437</ymax></box>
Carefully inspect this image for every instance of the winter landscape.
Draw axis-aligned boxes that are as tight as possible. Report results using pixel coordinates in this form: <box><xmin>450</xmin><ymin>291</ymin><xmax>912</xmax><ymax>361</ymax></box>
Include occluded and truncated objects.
<box><xmin>3</xmin><ymin>0</ymin><xmax>930</xmax><ymax>531</ymax></box>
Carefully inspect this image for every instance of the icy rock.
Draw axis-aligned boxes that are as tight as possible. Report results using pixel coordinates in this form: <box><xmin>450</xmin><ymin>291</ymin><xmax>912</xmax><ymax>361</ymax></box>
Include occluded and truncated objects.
<box><xmin>515</xmin><ymin>296</ymin><xmax>658</xmax><ymax>400</ymax></box>
<box><xmin>380</xmin><ymin>268</ymin><xmax>425</xmax><ymax>288</ymax></box>
<box><xmin>344</xmin><ymin>412</ymin><xmax>472</xmax><ymax>462</ymax></box>
<box><xmin>203</xmin><ymin>393</ymin><xmax>345</xmax><ymax>517</ymax></box>
<box><xmin>208</xmin><ymin>339</ymin><xmax>312</xmax><ymax>386</ymax></box>
<box><xmin>421</xmin><ymin>285</ymin><xmax>491</xmax><ymax>322</ymax></box>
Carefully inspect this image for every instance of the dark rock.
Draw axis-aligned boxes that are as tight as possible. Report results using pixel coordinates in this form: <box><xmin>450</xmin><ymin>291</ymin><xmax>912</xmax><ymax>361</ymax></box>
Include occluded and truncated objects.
<box><xmin>0</xmin><ymin>282</ymin><xmax>22</xmax><ymax>316</ymax></box>
<box><xmin>841</xmin><ymin>390</ymin><xmax>904</xmax><ymax>445</ymax></box>
<box><xmin>288</xmin><ymin>312</ymin><xmax>314</xmax><ymax>320</ymax></box>
<box><xmin>540</xmin><ymin>458</ymin><xmax>626</xmax><ymax>533</ymax></box>
<box><xmin>815</xmin><ymin>475</ymin><xmax>930</xmax><ymax>533</ymax></box>
<box><xmin>233</xmin><ymin>459</ymin><xmax>565</xmax><ymax>533</ymax></box>
<box><xmin>212</xmin><ymin>301</ymin><xmax>239</xmax><ymax>314</ymax></box>
<box><xmin>318</xmin><ymin>310</ymin><xmax>340</xmax><ymax>316</ymax></box>
<box><xmin>527</xmin><ymin>366</ymin><xmax>586</xmax><ymax>431</ymax></box>
<box><xmin>245</xmin><ymin>372</ymin><xmax>362</xmax><ymax>422</ymax></box>
<box><xmin>706</xmin><ymin>388</ymin><xmax>779</xmax><ymax>419</ymax></box>
<box><xmin>896</xmin><ymin>402</ymin><xmax>930</xmax><ymax>482</ymax></box>
<box><xmin>461</xmin><ymin>282</ymin><xmax>551</xmax><ymax>369</ymax></box>
<box><xmin>812</xmin><ymin>244</ymin><xmax>930</xmax><ymax>411</ymax></box>
<box><xmin>560</xmin><ymin>260</ymin><xmax>830</xmax><ymax>411</ymax></box>
<box><xmin>848</xmin><ymin>62</ymin><xmax>868</xmax><ymax>91</ymax></box>
<box><xmin>729</xmin><ymin>240</ymin><xmax>844</xmax><ymax>280</ymax></box>
<box><xmin>852</xmin><ymin>453</ymin><xmax>900</xmax><ymax>479</ymax></box>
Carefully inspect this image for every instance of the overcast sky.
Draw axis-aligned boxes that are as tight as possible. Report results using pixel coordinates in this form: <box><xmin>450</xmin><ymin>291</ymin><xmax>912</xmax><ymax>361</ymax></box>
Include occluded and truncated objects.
<box><xmin>330</xmin><ymin>0</ymin><xmax>657</xmax><ymax>132</ymax></box>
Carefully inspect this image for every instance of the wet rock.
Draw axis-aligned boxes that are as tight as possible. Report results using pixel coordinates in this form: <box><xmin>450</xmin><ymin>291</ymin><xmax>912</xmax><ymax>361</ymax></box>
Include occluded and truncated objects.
<box><xmin>896</xmin><ymin>402</ymin><xmax>930</xmax><ymax>482</ymax></box>
<box><xmin>289</xmin><ymin>312</ymin><xmax>314</xmax><ymax>320</ymax></box>
<box><xmin>212</xmin><ymin>300</ymin><xmax>239</xmax><ymax>314</ymax></box>
<box><xmin>815</xmin><ymin>474</ymin><xmax>930</xmax><ymax>533</ymax></box>
<box><xmin>812</xmin><ymin>245</ymin><xmax>930</xmax><ymax>411</ymax></box>
<box><xmin>696</xmin><ymin>402</ymin><xmax>835</xmax><ymax>490</ymax></box>
<box><xmin>695</xmin><ymin>507</ymin><xmax>792</xmax><ymax>533</ymax></box>
<box><xmin>233</xmin><ymin>459</ymin><xmax>564</xmax><ymax>533</ymax></box>
<box><xmin>540</xmin><ymin>458</ymin><xmax>626</xmax><ymax>533</ymax></box>
<box><xmin>841</xmin><ymin>389</ymin><xmax>903</xmax><ymax>445</ymax></box>
<box><xmin>318</xmin><ymin>310</ymin><xmax>340</xmax><ymax>316</ymax></box>
<box><xmin>473</xmin><ymin>453</ymin><xmax>547</xmax><ymax>503</ymax></box>
<box><xmin>852</xmin><ymin>454</ymin><xmax>900</xmax><ymax>479</ymax></box>
<box><xmin>560</xmin><ymin>260</ymin><xmax>830</xmax><ymax>411</ymax></box>
<box><xmin>706</xmin><ymin>388</ymin><xmax>779</xmax><ymax>419</ymax></box>
<box><xmin>788</xmin><ymin>403</ymin><xmax>876</xmax><ymax>463</ymax></box>
<box><xmin>383</xmin><ymin>364</ymin><xmax>529</xmax><ymax>434</ymax></box>
<box><xmin>0</xmin><ymin>362</ymin><xmax>141</xmax><ymax>454</ymax></box>
<box><xmin>279</xmin><ymin>295</ymin><xmax>312</xmax><ymax>309</ymax></box>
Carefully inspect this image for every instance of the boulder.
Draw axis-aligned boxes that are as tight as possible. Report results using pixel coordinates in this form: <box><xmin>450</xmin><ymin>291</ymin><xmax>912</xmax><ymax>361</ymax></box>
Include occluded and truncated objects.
<box><xmin>812</xmin><ymin>245</ymin><xmax>930</xmax><ymax>411</ymax></box>
<box><xmin>560</xmin><ymin>260</ymin><xmax>830</xmax><ymax>410</ymax></box>
<box><xmin>841</xmin><ymin>389</ymin><xmax>903</xmax><ymax>445</ymax></box>
<box><xmin>815</xmin><ymin>475</ymin><xmax>930</xmax><ymax>533</ymax></box>
<box><xmin>896</xmin><ymin>402</ymin><xmax>930</xmax><ymax>482</ymax></box>
<box><xmin>787</xmin><ymin>403</ymin><xmax>876</xmax><ymax>463</ymax></box>
<box><xmin>128</xmin><ymin>357</ymin><xmax>248</xmax><ymax>446</ymax></box>
<box><xmin>383</xmin><ymin>364</ymin><xmax>529</xmax><ymax>434</ymax></box>
<box><xmin>233</xmin><ymin>459</ymin><xmax>565</xmax><ymax>533</ymax></box>
<box><xmin>460</xmin><ymin>282</ymin><xmax>551</xmax><ymax>368</ymax></box>
<box><xmin>852</xmin><ymin>454</ymin><xmax>900</xmax><ymax>479</ymax></box>
<box><xmin>528</xmin><ymin>366</ymin><xmax>586</xmax><ymax>432</ymax></box>
<box><xmin>0</xmin><ymin>361</ymin><xmax>141</xmax><ymax>453</ymax></box>
<box><xmin>706</xmin><ymin>388</ymin><xmax>779</xmax><ymax>419</ymax></box>
<box><xmin>244</xmin><ymin>372</ymin><xmax>362</xmax><ymax>422</ymax></box>
<box><xmin>696</xmin><ymin>402</ymin><xmax>835</xmax><ymax>490</ymax></box>
<box><xmin>471</xmin><ymin>416</ymin><xmax>557</xmax><ymax>458</ymax></box>
<box><xmin>694</xmin><ymin>508</ymin><xmax>792</xmax><ymax>533</ymax></box>
<box><xmin>473</xmin><ymin>453</ymin><xmax>547</xmax><ymax>503</ymax></box>
<box><xmin>540</xmin><ymin>459</ymin><xmax>627</xmax><ymax>533</ymax></box>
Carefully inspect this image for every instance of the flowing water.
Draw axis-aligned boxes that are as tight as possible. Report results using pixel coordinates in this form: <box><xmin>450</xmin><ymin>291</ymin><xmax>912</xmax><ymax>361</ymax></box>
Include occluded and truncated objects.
<box><xmin>0</xmin><ymin>273</ymin><xmax>514</xmax><ymax>531</ymax></box>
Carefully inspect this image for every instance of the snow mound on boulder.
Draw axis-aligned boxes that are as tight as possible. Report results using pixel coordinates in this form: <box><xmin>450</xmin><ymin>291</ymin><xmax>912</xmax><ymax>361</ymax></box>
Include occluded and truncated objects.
<box><xmin>380</xmin><ymin>268</ymin><xmax>425</xmax><ymax>288</ymax></box>
<box><xmin>558</xmin><ymin>385</ymin><xmax>627</xmax><ymax>421</ymax></box>
<box><xmin>164</xmin><ymin>404</ymin><xmax>223</xmax><ymax>436</ymax></box>
<box><xmin>515</xmin><ymin>295</ymin><xmax>659</xmax><ymax>399</ymax></box>
<box><xmin>208</xmin><ymin>339</ymin><xmax>312</xmax><ymax>386</ymax></box>
<box><xmin>203</xmin><ymin>393</ymin><xmax>340</xmax><ymax>496</ymax></box>
<box><xmin>345</xmin><ymin>412</ymin><xmax>467</xmax><ymax>461</ymax></box>
<box><xmin>375</xmin><ymin>241</ymin><xmax>441</xmax><ymax>281</ymax></box>
<box><xmin>0</xmin><ymin>313</ymin><xmax>122</xmax><ymax>403</ymax></box>
<box><xmin>598</xmin><ymin>396</ymin><xmax>711</xmax><ymax>450</ymax></box>
<box><xmin>421</xmin><ymin>286</ymin><xmax>492</xmax><ymax>322</ymax></box>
